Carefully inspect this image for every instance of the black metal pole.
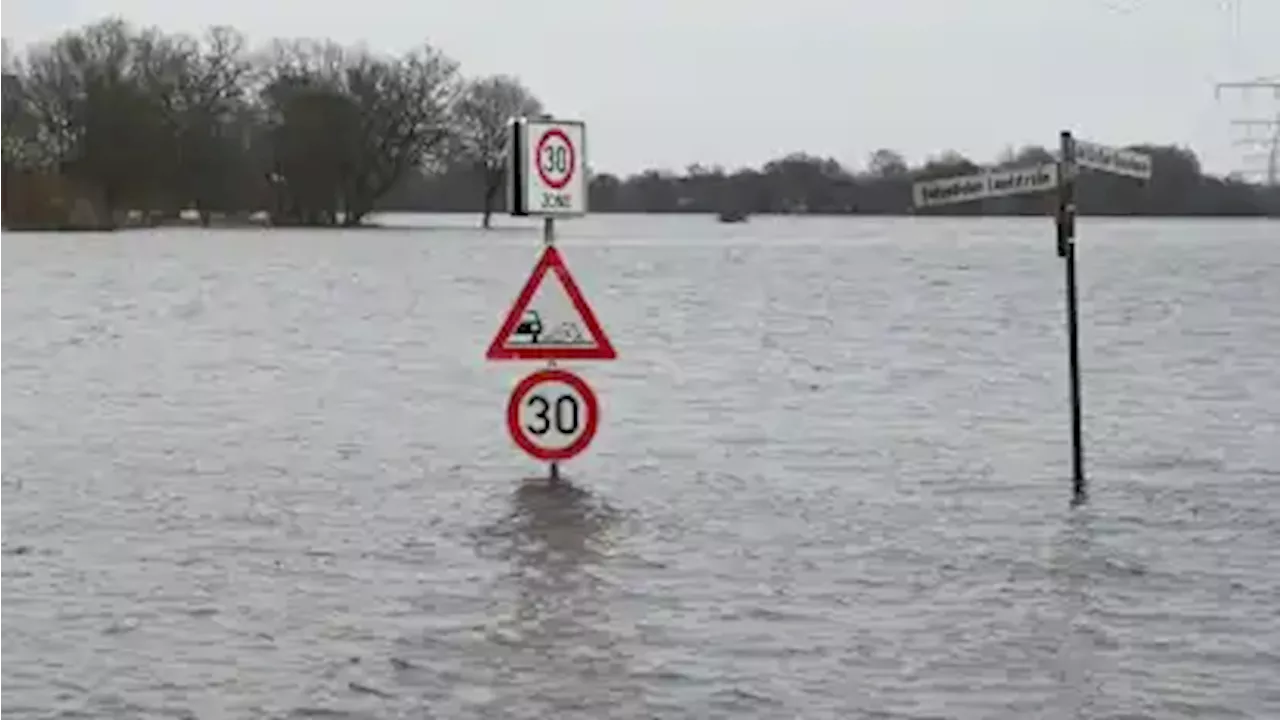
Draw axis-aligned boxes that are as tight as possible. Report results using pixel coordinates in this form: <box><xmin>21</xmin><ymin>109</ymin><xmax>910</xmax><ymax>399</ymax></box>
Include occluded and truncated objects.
<box><xmin>1057</xmin><ymin>131</ymin><xmax>1086</xmax><ymax>505</ymax></box>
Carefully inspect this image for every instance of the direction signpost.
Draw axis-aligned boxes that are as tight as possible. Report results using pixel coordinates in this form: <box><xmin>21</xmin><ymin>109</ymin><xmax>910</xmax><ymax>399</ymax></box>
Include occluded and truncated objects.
<box><xmin>913</xmin><ymin>164</ymin><xmax>1059</xmax><ymax>209</ymax></box>
<box><xmin>491</xmin><ymin>117</ymin><xmax>612</xmax><ymax>480</ymax></box>
<box><xmin>1072</xmin><ymin>140</ymin><xmax>1154</xmax><ymax>180</ymax></box>
<box><xmin>911</xmin><ymin>131</ymin><xmax>1154</xmax><ymax>505</ymax></box>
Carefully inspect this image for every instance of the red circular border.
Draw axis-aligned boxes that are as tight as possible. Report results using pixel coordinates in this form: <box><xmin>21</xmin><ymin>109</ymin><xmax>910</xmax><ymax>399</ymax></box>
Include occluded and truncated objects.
<box><xmin>534</xmin><ymin>128</ymin><xmax>575</xmax><ymax>190</ymax></box>
<box><xmin>506</xmin><ymin>368</ymin><xmax>599</xmax><ymax>462</ymax></box>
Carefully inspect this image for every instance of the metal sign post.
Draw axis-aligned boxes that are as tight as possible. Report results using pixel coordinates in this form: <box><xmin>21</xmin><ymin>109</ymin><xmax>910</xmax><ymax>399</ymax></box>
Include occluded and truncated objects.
<box><xmin>489</xmin><ymin>117</ymin><xmax>615</xmax><ymax>483</ymax></box>
<box><xmin>912</xmin><ymin>132</ymin><xmax>1153</xmax><ymax>504</ymax></box>
<box><xmin>1055</xmin><ymin>131</ymin><xmax>1085</xmax><ymax>504</ymax></box>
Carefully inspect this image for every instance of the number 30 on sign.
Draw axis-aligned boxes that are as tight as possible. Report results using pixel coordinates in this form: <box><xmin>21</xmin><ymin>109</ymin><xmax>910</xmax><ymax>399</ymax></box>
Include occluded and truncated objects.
<box><xmin>506</xmin><ymin>368</ymin><xmax>600</xmax><ymax>462</ymax></box>
<box><xmin>506</xmin><ymin>118</ymin><xmax>588</xmax><ymax>217</ymax></box>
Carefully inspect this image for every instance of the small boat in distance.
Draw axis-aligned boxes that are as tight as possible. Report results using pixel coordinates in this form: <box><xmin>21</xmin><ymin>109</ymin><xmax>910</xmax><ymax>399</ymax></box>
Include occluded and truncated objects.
<box><xmin>717</xmin><ymin>209</ymin><xmax>748</xmax><ymax>223</ymax></box>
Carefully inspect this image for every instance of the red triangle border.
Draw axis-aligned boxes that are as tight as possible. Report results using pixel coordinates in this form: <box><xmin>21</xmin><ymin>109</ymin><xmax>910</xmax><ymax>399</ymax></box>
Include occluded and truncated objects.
<box><xmin>485</xmin><ymin>245</ymin><xmax>618</xmax><ymax>361</ymax></box>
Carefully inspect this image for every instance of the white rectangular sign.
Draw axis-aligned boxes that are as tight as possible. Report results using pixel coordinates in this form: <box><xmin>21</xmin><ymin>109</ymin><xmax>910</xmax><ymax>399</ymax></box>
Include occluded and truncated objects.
<box><xmin>1071</xmin><ymin>141</ymin><xmax>1153</xmax><ymax>180</ymax></box>
<box><xmin>912</xmin><ymin>163</ymin><xmax>1059</xmax><ymax>208</ymax></box>
<box><xmin>519</xmin><ymin>119</ymin><xmax>588</xmax><ymax>216</ymax></box>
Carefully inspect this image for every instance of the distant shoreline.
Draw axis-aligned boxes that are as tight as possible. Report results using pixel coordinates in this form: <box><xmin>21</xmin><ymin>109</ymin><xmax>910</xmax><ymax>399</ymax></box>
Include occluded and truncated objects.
<box><xmin>419</xmin><ymin>209</ymin><xmax>1280</xmax><ymax>219</ymax></box>
<box><xmin>5</xmin><ymin>210</ymin><xmax>1276</xmax><ymax>233</ymax></box>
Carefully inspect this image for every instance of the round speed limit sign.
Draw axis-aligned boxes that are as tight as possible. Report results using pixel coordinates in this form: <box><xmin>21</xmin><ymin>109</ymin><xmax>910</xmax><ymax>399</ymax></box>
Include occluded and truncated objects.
<box><xmin>506</xmin><ymin>368</ymin><xmax>599</xmax><ymax>462</ymax></box>
<box><xmin>535</xmin><ymin>128</ymin><xmax>576</xmax><ymax>190</ymax></box>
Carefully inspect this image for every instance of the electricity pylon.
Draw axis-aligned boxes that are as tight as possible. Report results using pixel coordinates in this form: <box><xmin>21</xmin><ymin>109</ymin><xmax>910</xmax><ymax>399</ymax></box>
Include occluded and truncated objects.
<box><xmin>1216</xmin><ymin>78</ymin><xmax>1280</xmax><ymax>186</ymax></box>
<box><xmin>1215</xmin><ymin>79</ymin><xmax>1280</xmax><ymax>99</ymax></box>
<box><xmin>1231</xmin><ymin>118</ymin><xmax>1280</xmax><ymax>186</ymax></box>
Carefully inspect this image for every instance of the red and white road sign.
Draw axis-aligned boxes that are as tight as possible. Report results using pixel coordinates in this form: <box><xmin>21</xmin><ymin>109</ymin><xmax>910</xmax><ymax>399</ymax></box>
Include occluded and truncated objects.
<box><xmin>518</xmin><ymin>119</ymin><xmax>587</xmax><ymax>216</ymax></box>
<box><xmin>535</xmin><ymin>128</ymin><xmax>575</xmax><ymax>190</ymax></box>
<box><xmin>506</xmin><ymin>368</ymin><xmax>600</xmax><ymax>462</ymax></box>
<box><xmin>486</xmin><ymin>245</ymin><xmax>617</xmax><ymax>361</ymax></box>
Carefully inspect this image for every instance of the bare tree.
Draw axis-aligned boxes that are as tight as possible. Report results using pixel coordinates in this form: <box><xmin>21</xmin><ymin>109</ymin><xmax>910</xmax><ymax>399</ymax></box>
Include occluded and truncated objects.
<box><xmin>451</xmin><ymin>75</ymin><xmax>542</xmax><ymax>228</ymax></box>
<box><xmin>13</xmin><ymin>19</ymin><xmax>174</xmax><ymax>217</ymax></box>
<box><xmin>0</xmin><ymin>40</ymin><xmax>21</xmax><ymax>137</ymax></box>
<box><xmin>866</xmin><ymin>148</ymin><xmax>908</xmax><ymax>178</ymax></box>
<box><xmin>258</xmin><ymin>39</ymin><xmax>460</xmax><ymax>226</ymax></box>
<box><xmin>264</xmin><ymin>76</ymin><xmax>362</xmax><ymax>225</ymax></box>
<box><xmin>134</xmin><ymin>25</ymin><xmax>255</xmax><ymax>222</ymax></box>
<box><xmin>1</xmin><ymin>39</ymin><xmax>21</xmax><ymax>226</ymax></box>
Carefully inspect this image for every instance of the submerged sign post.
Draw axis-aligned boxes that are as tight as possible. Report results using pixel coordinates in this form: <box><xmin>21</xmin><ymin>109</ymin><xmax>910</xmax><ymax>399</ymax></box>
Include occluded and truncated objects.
<box><xmin>491</xmin><ymin>117</ymin><xmax>613</xmax><ymax>480</ymax></box>
<box><xmin>911</xmin><ymin>131</ymin><xmax>1153</xmax><ymax>505</ymax></box>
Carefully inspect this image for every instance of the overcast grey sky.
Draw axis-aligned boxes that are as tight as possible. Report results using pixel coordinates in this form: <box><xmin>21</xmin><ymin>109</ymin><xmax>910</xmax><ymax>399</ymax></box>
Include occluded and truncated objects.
<box><xmin>3</xmin><ymin>0</ymin><xmax>1277</xmax><ymax>177</ymax></box>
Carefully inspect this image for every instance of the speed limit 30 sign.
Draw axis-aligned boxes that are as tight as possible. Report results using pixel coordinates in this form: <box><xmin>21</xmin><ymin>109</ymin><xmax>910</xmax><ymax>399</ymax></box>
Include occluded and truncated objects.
<box><xmin>506</xmin><ymin>368</ymin><xmax>599</xmax><ymax>462</ymax></box>
<box><xmin>507</xmin><ymin>118</ymin><xmax>587</xmax><ymax>216</ymax></box>
<box><xmin>497</xmin><ymin>116</ymin><xmax>602</xmax><ymax>473</ymax></box>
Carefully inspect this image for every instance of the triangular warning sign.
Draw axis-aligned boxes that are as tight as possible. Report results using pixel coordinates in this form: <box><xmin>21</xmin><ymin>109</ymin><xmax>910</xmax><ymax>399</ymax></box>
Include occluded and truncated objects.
<box><xmin>486</xmin><ymin>245</ymin><xmax>618</xmax><ymax>361</ymax></box>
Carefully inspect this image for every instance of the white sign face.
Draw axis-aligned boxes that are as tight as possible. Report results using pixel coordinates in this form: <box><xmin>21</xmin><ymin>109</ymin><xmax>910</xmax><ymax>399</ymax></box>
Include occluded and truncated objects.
<box><xmin>523</xmin><ymin>120</ymin><xmax>588</xmax><ymax>216</ymax></box>
<box><xmin>912</xmin><ymin>163</ymin><xmax>1059</xmax><ymax>208</ymax></box>
<box><xmin>506</xmin><ymin>368</ymin><xmax>600</xmax><ymax>462</ymax></box>
<box><xmin>1072</xmin><ymin>141</ymin><xmax>1153</xmax><ymax>180</ymax></box>
<box><xmin>513</xmin><ymin>377</ymin><xmax>591</xmax><ymax>454</ymax></box>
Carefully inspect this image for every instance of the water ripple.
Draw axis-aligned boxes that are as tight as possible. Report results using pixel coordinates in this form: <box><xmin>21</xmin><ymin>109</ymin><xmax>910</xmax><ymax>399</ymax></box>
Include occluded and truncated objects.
<box><xmin>3</xmin><ymin>215</ymin><xmax>1279</xmax><ymax>719</ymax></box>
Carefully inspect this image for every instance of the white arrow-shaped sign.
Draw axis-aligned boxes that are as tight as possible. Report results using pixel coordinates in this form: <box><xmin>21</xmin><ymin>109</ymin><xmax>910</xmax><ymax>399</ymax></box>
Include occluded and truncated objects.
<box><xmin>912</xmin><ymin>163</ymin><xmax>1059</xmax><ymax>208</ymax></box>
<box><xmin>1069</xmin><ymin>141</ymin><xmax>1153</xmax><ymax>180</ymax></box>
<box><xmin>911</xmin><ymin>138</ymin><xmax>1154</xmax><ymax>208</ymax></box>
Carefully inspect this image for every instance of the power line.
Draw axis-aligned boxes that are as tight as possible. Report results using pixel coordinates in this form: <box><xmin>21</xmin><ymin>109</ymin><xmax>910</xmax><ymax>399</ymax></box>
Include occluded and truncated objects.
<box><xmin>1215</xmin><ymin>81</ymin><xmax>1280</xmax><ymax>99</ymax></box>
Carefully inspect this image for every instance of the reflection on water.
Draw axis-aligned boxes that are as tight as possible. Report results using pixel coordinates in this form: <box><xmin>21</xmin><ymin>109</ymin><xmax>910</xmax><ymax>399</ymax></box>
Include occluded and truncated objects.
<box><xmin>477</xmin><ymin>477</ymin><xmax>622</xmax><ymax>626</ymax></box>
<box><xmin>469</xmin><ymin>477</ymin><xmax>639</xmax><ymax>718</ymax></box>
<box><xmin>1049</xmin><ymin>508</ymin><xmax>1103</xmax><ymax>719</ymax></box>
<box><xmin>4</xmin><ymin>219</ymin><xmax>1279</xmax><ymax>718</ymax></box>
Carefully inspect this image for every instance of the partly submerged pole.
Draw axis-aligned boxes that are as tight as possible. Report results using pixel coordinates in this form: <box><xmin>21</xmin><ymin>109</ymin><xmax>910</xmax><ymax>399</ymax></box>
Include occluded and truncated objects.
<box><xmin>1057</xmin><ymin>130</ymin><xmax>1086</xmax><ymax>504</ymax></box>
<box><xmin>543</xmin><ymin>215</ymin><xmax>561</xmax><ymax>483</ymax></box>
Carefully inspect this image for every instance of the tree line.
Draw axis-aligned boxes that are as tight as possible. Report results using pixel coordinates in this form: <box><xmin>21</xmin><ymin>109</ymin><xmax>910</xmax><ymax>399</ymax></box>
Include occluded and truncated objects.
<box><xmin>4</xmin><ymin>18</ymin><xmax>1277</xmax><ymax>230</ymax></box>
<box><xmin>2</xmin><ymin>18</ymin><xmax>540</xmax><ymax>229</ymax></box>
<box><xmin>399</xmin><ymin>147</ymin><xmax>1279</xmax><ymax>218</ymax></box>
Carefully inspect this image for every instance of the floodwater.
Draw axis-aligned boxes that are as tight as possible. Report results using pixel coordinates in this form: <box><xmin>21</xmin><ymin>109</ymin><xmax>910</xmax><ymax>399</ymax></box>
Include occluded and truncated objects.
<box><xmin>3</xmin><ymin>214</ymin><xmax>1279</xmax><ymax>719</ymax></box>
